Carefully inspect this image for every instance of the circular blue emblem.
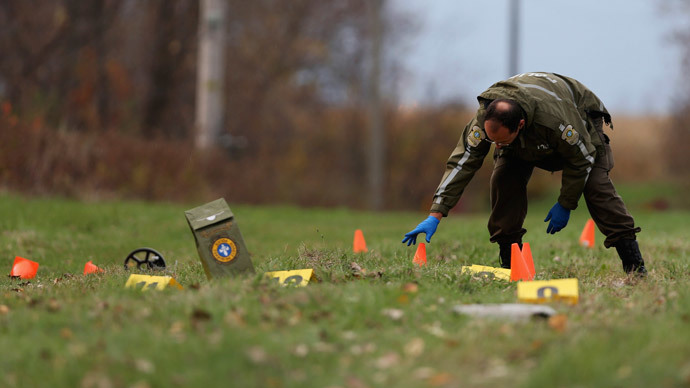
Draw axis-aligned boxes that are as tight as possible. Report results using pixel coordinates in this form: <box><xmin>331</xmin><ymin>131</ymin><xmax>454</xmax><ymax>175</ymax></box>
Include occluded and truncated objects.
<box><xmin>217</xmin><ymin>243</ymin><xmax>232</xmax><ymax>257</ymax></box>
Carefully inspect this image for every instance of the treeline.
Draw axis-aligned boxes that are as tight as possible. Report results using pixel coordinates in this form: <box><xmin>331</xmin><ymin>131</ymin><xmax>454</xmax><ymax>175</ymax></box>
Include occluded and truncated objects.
<box><xmin>0</xmin><ymin>1</ymin><xmax>688</xmax><ymax>211</ymax></box>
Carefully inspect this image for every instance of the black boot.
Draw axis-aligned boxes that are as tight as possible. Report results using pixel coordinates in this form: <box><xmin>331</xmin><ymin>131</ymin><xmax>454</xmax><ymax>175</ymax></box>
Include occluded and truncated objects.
<box><xmin>499</xmin><ymin>242</ymin><xmax>522</xmax><ymax>269</ymax></box>
<box><xmin>614</xmin><ymin>239</ymin><xmax>648</xmax><ymax>276</ymax></box>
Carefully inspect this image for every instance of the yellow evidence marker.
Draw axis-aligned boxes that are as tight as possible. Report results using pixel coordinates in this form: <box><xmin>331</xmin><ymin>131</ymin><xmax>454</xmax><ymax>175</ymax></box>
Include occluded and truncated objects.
<box><xmin>125</xmin><ymin>274</ymin><xmax>184</xmax><ymax>291</ymax></box>
<box><xmin>517</xmin><ymin>278</ymin><xmax>578</xmax><ymax>305</ymax></box>
<box><xmin>462</xmin><ymin>265</ymin><xmax>511</xmax><ymax>281</ymax></box>
<box><xmin>264</xmin><ymin>269</ymin><xmax>316</xmax><ymax>287</ymax></box>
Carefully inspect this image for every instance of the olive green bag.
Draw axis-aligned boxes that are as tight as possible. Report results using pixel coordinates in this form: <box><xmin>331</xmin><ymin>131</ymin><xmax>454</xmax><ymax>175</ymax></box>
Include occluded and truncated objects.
<box><xmin>184</xmin><ymin>198</ymin><xmax>255</xmax><ymax>279</ymax></box>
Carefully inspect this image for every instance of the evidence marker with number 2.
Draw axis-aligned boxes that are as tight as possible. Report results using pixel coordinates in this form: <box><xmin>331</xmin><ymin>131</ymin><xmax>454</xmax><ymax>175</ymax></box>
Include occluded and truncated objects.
<box><xmin>185</xmin><ymin>198</ymin><xmax>255</xmax><ymax>280</ymax></box>
<box><xmin>264</xmin><ymin>269</ymin><xmax>317</xmax><ymax>287</ymax></box>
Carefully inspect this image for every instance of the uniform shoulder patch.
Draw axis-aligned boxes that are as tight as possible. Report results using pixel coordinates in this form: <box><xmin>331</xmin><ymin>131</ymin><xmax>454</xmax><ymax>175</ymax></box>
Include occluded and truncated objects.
<box><xmin>560</xmin><ymin>124</ymin><xmax>579</xmax><ymax>145</ymax></box>
<box><xmin>467</xmin><ymin>126</ymin><xmax>486</xmax><ymax>147</ymax></box>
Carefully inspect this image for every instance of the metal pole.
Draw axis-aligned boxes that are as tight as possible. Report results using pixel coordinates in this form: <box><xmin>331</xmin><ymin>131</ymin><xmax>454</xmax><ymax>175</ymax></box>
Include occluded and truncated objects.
<box><xmin>508</xmin><ymin>0</ymin><xmax>520</xmax><ymax>77</ymax></box>
<box><xmin>366</xmin><ymin>0</ymin><xmax>385</xmax><ymax>211</ymax></box>
<box><xmin>195</xmin><ymin>0</ymin><xmax>227</xmax><ymax>150</ymax></box>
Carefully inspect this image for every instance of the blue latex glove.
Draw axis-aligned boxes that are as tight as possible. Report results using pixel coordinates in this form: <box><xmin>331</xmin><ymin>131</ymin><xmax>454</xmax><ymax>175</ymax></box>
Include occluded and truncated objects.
<box><xmin>402</xmin><ymin>215</ymin><xmax>440</xmax><ymax>246</ymax></box>
<box><xmin>544</xmin><ymin>202</ymin><xmax>570</xmax><ymax>234</ymax></box>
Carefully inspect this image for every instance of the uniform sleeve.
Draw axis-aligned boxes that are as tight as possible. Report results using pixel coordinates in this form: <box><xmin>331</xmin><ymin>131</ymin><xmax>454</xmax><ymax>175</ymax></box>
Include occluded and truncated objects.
<box><xmin>551</xmin><ymin>122</ymin><xmax>596</xmax><ymax>210</ymax></box>
<box><xmin>430</xmin><ymin>116</ymin><xmax>491</xmax><ymax>216</ymax></box>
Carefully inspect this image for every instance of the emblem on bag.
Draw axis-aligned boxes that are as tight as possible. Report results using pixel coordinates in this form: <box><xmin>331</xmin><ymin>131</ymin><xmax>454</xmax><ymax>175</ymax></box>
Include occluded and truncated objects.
<box><xmin>212</xmin><ymin>238</ymin><xmax>238</xmax><ymax>262</ymax></box>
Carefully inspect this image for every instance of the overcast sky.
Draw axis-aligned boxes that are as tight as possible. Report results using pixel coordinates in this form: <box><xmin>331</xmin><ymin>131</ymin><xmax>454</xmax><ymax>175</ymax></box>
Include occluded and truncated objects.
<box><xmin>391</xmin><ymin>0</ymin><xmax>688</xmax><ymax>115</ymax></box>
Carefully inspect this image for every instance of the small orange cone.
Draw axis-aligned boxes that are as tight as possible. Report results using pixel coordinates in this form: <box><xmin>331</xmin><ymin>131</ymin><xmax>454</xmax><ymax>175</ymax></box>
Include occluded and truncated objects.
<box><xmin>10</xmin><ymin>256</ymin><xmax>39</xmax><ymax>279</ymax></box>
<box><xmin>521</xmin><ymin>242</ymin><xmax>535</xmax><ymax>279</ymax></box>
<box><xmin>413</xmin><ymin>243</ymin><xmax>427</xmax><ymax>266</ymax></box>
<box><xmin>510</xmin><ymin>243</ymin><xmax>533</xmax><ymax>281</ymax></box>
<box><xmin>84</xmin><ymin>261</ymin><xmax>105</xmax><ymax>275</ymax></box>
<box><xmin>353</xmin><ymin>229</ymin><xmax>368</xmax><ymax>253</ymax></box>
<box><xmin>579</xmin><ymin>219</ymin><xmax>595</xmax><ymax>248</ymax></box>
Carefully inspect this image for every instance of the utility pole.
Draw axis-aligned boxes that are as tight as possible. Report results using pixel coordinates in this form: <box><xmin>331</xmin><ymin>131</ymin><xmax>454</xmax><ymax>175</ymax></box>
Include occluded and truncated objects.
<box><xmin>508</xmin><ymin>0</ymin><xmax>520</xmax><ymax>77</ymax></box>
<box><xmin>195</xmin><ymin>0</ymin><xmax>227</xmax><ymax>150</ymax></box>
<box><xmin>366</xmin><ymin>0</ymin><xmax>385</xmax><ymax>211</ymax></box>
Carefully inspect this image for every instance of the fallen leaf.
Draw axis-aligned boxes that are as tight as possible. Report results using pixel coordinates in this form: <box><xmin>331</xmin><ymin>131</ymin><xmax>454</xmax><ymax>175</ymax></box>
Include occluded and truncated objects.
<box><xmin>531</xmin><ymin>340</ymin><xmax>544</xmax><ymax>351</ymax></box>
<box><xmin>80</xmin><ymin>371</ymin><xmax>113</xmax><ymax>388</ymax></box>
<box><xmin>413</xmin><ymin>367</ymin><xmax>435</xmax><ymax>380</ymax></box>
<box><xmin>135</xmin><ymin>358</ymin><xmax>155</xmax><ymax>374</ymax></box>
<box><xmin>60</xmin><ymin>328</ymin><xmax>73</xmax><ymax>339</ymax></box>
<box><xmin>350</xmin><ymin>262</ymin><xmax>367</xmax><ymax>277</ymax></box>
<box><xmin>402</xmin><ymin>283</ymin><xmax>419</xmax><ymax>293</ymax></box>
<box><xmin>346</xmin><ymin>376</ymin><xmax>368</xmax><ymax>388</ymax></box>
<box><xmin>548</xmin><ymin>314</ymin><xmax>568</xmax><ymax>332</ymax></box>
<box><xmin>404</xmin><ymin>338</ymin><xmax>425</xmax><ymax>357</ymax></box>
<box><xmin>224</xmin><ymin>309</ymin><xmax>246</xmax><ymax>327</ymax></box>
<box><xmin>428</xmin><ymin>373</ymin><xmax>452</xmax><ymax>386</ymax></box>
<box><xmin>246</xmin><ymin>346</ymin><xmax>268</xmax><ymax>364</ymax></box>
<box><xmin>0</xmin><ymin>305</ymin><xmax>9</xmax><ymax>314</ymax></box>
<box><xmin>47</xmin><ymin>298</ymin><xmax>61</xmax><ymax>312</ymax></box>
<box><xmin>381</xmin><ymin>308</ymin><xmax>404</xmax><ymax>321</ymax></box>
<box><xmin>293</xmin><ymin>344</ymin><xmax>309</xmax><ymax>358</ymax></box>
<box><xmin>375</xmin><ymin>352</ymin><xmax>400</xmax><ymax>369</ymax></box>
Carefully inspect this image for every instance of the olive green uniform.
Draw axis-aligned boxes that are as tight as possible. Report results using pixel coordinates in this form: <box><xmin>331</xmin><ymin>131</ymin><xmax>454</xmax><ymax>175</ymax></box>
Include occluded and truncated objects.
<box><xmin>430</xmin><ymin>72</ymin><xmax>640</xmax><ymax>248</ymax></box>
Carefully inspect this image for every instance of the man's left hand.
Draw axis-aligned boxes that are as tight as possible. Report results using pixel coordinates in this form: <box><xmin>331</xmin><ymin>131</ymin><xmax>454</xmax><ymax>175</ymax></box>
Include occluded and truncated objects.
<box><xmin>544</xmin><ymin>202</ymin><xmax>570</xmax><ymax>234</ymax></box>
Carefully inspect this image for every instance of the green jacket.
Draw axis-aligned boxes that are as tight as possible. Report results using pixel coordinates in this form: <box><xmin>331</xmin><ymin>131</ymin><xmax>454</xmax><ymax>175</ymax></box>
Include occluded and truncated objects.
<box><xmin>430</xmin><ymin>72</ymin><xmax>612</xmax><ymax>216</ymax></box>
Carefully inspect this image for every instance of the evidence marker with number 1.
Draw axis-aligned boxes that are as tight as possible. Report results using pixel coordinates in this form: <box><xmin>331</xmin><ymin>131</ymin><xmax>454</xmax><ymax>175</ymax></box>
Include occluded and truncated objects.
<box><xmin>124</xmin><ymin>274</ymin><xmax>183</xmax><ymax>291</ymax></box>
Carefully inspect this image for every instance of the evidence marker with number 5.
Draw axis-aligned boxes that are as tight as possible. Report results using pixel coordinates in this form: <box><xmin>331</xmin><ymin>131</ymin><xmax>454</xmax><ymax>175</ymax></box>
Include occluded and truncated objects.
<box><xmin>185</xmin><ymin>198</ymin><xmax>255</xmax><ymax>279</ymax></box>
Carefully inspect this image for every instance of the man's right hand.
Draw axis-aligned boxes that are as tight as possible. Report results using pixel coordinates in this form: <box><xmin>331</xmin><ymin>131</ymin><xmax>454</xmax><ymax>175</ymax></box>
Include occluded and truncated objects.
<box><xmin>402</xmin><ymin>215</ymin><xmax>441</xmax><ymax>246</ymax></box>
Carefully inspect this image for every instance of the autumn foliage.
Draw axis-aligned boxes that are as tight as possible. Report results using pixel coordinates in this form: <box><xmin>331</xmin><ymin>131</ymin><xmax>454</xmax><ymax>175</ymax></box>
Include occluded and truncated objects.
<box><xmin>0</xmin><ymin>1</ymin><xmax>687</xmax><ymax>211</ymax></box>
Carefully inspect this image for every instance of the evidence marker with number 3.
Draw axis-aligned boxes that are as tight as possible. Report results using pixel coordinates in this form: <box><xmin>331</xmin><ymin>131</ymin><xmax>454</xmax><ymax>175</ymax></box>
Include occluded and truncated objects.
<box><xmin>462</xmin><ymin>265</ymin><xmax>511</xmax><ymax>281</ymax></box>
<box><xmin>517</xmin><ymin>278</ymin><xmax>579</xmax><ymax>305</ymax></box>
<box><xmin>185</xmin><ymin>198</ymin><xmax>255</xmax><ymax>280</ymax></box>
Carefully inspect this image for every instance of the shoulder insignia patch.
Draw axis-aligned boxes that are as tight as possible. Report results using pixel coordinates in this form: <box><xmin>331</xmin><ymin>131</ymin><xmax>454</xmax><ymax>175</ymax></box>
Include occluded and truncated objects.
<box><xmin>467</xmin><ymin>126</ymin><xmax>485</xmax><ymax>147</ymax></box>
<box><xmin>561</xmin><ymin>125</ymin><xmax>579</xmax><ymax>145</ymax></box>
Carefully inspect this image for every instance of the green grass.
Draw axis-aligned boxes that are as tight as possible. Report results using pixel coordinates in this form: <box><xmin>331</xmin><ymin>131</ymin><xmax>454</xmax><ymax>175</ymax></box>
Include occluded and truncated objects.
<box><xmin>1</xmin><ymin>187</ymin><xmax>689</xmax><ymax>388</ymax></box>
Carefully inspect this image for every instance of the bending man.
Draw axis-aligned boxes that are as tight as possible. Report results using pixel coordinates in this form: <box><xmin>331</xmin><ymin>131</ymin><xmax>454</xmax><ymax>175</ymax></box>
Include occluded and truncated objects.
<box><xmin>402</xmin><ymin>72</ymin><xmax>647</xmax><ymax>275</ymax></box>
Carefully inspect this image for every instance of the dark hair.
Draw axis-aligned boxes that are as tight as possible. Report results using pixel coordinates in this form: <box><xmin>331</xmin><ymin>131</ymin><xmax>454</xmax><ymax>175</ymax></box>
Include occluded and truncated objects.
<box><xmin>484</xmin><ymin>99</ymin><xmax>524</xmax><ymax>133</ymax></box>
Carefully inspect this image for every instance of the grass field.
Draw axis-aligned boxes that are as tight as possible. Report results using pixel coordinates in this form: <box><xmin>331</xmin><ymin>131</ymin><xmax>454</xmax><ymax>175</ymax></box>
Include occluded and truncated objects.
<box><xmin>1</xmin><ymin>186</ymin><xmax>689</xmax><ymax>388</ymax></box>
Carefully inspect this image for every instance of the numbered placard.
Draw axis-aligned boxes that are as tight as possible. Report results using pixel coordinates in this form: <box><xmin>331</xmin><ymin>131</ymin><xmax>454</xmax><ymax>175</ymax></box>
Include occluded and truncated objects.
<box><xmin>264</xmin><ymin>269</ymin><xmax>316</xmax><ymax>287</ymax></box>
<box><xmin>461</xmin><ymin>265</ymin><xmax>511</xmax><ymax>281</ymax></box>
<box><xmin>517</xmin><ymin>278</ymin><xmax>578</xmax><ymax>305</ymax></box>
<box><xmin>125</xmin><ymin>274</ymin><xmax>184</xmax><ymax>291</ymax></box>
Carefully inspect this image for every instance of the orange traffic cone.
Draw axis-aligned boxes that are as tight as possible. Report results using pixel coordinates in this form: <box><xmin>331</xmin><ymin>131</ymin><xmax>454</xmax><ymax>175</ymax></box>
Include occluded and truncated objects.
<box><xmin>10</xmin><ymin>256</ymin><xmax>39</xmax><ymax>279</ymax></box>
<box><xmin>84</xmin><ymin>261</ymin><xmax>105</xmax><ymax>275</ymax></box>
<box><xmin>413</xmin><ymin>243</ymin><xmax>427</xmax><ymax>266</ymax></box>
<box><xmin>579</xmin><ymin>219</ymin><xmax>595</xmax><ymax>248</ymax></box>
<box><xmin>510</xmin><ymin>243</ymin><xmax>533</xmax><ymax>281</ymax></box>
<box><xmin>353</xmin><ymin>229</ymin><xmax>368</xmax><ymax>253</ymax></box>
<box><xmin>521</xmin><ymin>242</ymin><xmax>535</xmax><ymax>279</ymax></box>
